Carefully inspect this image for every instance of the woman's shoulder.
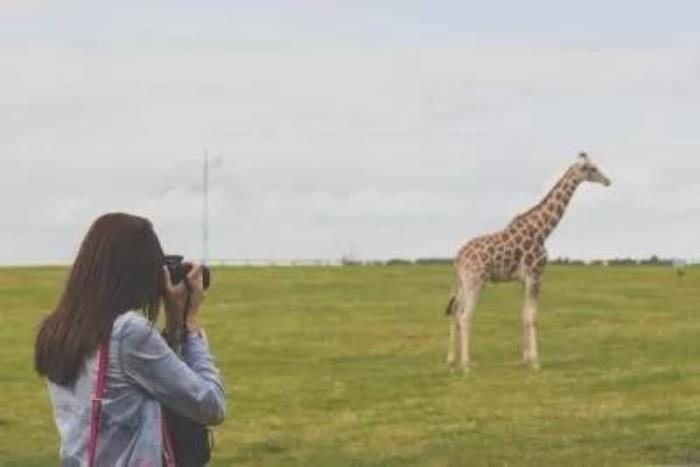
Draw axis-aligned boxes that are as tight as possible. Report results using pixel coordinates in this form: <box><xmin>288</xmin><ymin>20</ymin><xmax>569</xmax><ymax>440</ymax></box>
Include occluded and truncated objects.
<box><xmin>113</xmin><ymin>311</ymin><xmax>157</xmax><ymax>343</ymax></box>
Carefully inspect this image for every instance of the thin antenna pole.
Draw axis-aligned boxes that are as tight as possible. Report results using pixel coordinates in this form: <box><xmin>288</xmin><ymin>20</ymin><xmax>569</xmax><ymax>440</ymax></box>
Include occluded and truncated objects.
<box><xmin>203</xmin><ymin>150</ymin><xmax>209</xmax><ymax>263</ymax></box>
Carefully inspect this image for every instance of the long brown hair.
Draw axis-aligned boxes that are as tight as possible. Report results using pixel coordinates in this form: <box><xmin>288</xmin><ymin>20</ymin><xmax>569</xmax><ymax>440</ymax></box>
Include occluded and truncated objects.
<box><xmin>35</xmin><ymin>213</ymin><xmax>165</xmax><ymax>386</ymax></box>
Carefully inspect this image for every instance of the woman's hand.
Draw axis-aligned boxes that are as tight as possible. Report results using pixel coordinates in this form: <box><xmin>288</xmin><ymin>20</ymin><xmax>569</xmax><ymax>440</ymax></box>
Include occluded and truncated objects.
<box><xmin>163</xmin><ymin>262</ymin><xmax>205</xmax><ymax>334</ymax></box>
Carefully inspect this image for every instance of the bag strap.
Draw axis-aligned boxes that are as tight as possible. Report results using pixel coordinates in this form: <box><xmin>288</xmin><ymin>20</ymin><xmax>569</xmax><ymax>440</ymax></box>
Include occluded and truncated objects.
<box><xmin>87</xmin><ymin>336</ymin><xmax>178</xmax><ymax>467</ymax></box>
<box><xmin>87</xmin><ymin>338</ymin><xmax>111</xmax><ymax>467</ymax></box>
<box><xmin>161</xmin><ymin>413</ymin><xmax>177</xmax><ymax>467</ymax></box>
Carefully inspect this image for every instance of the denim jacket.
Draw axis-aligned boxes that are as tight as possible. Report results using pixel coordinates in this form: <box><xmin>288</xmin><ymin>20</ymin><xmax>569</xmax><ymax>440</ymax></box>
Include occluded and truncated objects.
<box><xmin>47</xmin><ymin>311</ymin><xmax>226</xmax><ymax>466</ymax></box>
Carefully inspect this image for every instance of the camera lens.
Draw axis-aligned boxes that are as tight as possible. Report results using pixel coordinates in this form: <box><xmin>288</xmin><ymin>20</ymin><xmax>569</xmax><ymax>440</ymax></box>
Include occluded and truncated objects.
<box><xmin>163</xmin><ymin>255</ymin><xmax>211</xmax><ymax>290</ymax></box>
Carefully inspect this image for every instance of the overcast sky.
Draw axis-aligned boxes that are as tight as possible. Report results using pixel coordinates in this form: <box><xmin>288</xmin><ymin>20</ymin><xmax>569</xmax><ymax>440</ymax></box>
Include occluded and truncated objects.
<box><xmin>1</xmin><ymin>1</ymin><xmax>699</xmax><ymax>264</ymax></box>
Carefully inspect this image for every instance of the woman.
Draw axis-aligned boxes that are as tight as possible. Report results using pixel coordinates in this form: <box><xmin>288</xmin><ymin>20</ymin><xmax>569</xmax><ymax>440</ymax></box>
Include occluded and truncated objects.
<box><xmin>34</xmin><ymin>213</ymin><xmax>225</xmax><ymax>466</ymax></box>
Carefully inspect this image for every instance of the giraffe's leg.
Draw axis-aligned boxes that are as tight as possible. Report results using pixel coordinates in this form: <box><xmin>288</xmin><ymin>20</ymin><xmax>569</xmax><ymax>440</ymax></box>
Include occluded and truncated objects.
<box><xmin>455</xmin><ymin>285</ymin><xmax>480</xmax><ymax>373</ymax></box>
<box><xmin>447</xmin><ymin>292</ymin><xmax>462</xmax><ymax>371</ymax></box>
<box><xmin>522</xmin><ymin>277</ymin><xmax>541</xmax><ymax>370</ymax></box>
<box><xmin>455</xmin><ymin>310</ymin><xmax>468</xmax><ymax>372</ymax></box>
<box><xmin>448</xmin><ymin>281</ymin><xmax>465</xmax><ymax>371</ymax></box>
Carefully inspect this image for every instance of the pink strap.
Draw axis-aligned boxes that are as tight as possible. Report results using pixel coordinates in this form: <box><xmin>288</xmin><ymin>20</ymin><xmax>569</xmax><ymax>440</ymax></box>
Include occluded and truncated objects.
<box><xmin>161</xmin><ymin>414</ymin><xmax>177</xmax><ymax>467</ymax></box>
<box><xmin>87</xmin><ymin>339</ymin><xmax>110</xmax><ymax>467</ymax></box>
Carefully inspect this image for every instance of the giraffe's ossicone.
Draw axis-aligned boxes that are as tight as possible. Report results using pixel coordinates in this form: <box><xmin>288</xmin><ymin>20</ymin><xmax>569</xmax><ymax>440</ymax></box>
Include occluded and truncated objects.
<box><xmin>446</xmin><ymin>152</ymin><xmax>611</xmax><ymax>372</ymax></box>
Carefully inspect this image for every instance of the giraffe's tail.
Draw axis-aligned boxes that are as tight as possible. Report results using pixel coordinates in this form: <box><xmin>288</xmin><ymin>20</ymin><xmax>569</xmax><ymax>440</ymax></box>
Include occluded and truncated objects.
<box><xmin>445</xmin><ymin>294</ymin><xmax>457</xmax><ymax>316</ymax></box>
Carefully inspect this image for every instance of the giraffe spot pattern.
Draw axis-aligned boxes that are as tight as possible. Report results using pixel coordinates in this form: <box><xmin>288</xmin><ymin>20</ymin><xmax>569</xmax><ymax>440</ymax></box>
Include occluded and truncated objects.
<box><xmin>454</xmin><ymin>165</ymin><xmax>584</xmax><ymax>287</ymax></box>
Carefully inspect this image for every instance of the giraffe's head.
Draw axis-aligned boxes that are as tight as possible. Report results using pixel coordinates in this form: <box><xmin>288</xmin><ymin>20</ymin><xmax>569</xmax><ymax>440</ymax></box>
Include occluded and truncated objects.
<box><xmin>572</xmin><ymin>152</ymin><xmax>612</xmax><ymax>186</ymax></box>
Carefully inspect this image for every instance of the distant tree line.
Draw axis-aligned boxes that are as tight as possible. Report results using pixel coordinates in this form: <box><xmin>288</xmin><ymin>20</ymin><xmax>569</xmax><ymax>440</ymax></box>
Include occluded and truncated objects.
<box><xmin>341</xmin><ymin>257</ymin><xmax>452</xmax><ymax>266</ymax></box>
<box><xmin>342</xmin><ymin>255</ymin><xmax>681</xmax><ymax>267</ymax></box>
<box><xmin>550</xmin><ymin>255</ymin><xmax>675</xmax><ymax>267</ymax></box>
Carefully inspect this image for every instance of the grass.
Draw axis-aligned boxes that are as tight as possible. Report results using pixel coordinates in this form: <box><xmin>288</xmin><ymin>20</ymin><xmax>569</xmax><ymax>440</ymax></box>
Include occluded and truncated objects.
<box><xmin>1</xmin><ymin>265</ymin><xmax>700</xmax><ymax>466</ymax></box>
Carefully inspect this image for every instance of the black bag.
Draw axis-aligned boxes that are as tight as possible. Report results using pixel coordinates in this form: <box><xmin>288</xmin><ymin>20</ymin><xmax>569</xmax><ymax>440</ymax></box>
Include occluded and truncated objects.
<box><xmin>163</xmin><ymin>406</ymin><xmax>212</xmax><ymax>467</ymax></box>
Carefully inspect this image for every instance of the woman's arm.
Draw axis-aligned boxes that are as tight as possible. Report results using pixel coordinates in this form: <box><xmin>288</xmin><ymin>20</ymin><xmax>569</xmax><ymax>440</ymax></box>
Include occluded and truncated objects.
<box><xmin>118</xmin><ymin>315</ymin><xmax>226</xmax><ymax>425</ymax></box>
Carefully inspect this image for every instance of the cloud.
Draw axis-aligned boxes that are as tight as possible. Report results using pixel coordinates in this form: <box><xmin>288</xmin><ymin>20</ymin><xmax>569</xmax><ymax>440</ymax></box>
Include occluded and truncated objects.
<box><xmin>1</xmin><ymin>7</ymin><xmax>699</xmax><ymax>263</ymax></box>
<box><xmin>44</xmin><ymin>197</ymin><xmax>88</xmax><ymax>227</ymax></box>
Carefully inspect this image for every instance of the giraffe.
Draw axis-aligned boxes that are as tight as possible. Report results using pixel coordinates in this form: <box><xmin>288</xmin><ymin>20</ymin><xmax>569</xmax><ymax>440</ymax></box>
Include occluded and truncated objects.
<box><xmin>446</xmin><ymin>152</ymin><xmax>611</xmax><ymax>372</ymax></box>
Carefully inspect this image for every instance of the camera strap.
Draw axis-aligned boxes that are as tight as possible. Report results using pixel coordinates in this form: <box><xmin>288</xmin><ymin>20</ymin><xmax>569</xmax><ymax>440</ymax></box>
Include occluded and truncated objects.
<box><xmin>183</xmin><ymin>276</ymin><xmax>193</xmax><ymax>326</ymax></box>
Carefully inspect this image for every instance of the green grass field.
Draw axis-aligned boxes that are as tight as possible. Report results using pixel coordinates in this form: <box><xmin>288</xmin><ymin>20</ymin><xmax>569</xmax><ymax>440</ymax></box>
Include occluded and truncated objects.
<box><xmin>2</xmin><ymin>265</ymin><xmax>700</xmax><ymax>466</ymax></box>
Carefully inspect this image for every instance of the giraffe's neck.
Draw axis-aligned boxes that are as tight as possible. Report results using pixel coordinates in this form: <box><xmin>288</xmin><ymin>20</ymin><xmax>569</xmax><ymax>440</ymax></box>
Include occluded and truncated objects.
<box><xmin>510</xmin><ymin>167</ymin><xmax>582</xmax><ymax>240</ymax></box>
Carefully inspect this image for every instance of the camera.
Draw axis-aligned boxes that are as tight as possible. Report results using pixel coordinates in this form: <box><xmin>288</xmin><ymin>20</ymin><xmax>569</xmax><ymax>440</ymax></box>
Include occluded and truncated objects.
<box><xmin>164</xmin><ymin>255</ymin><xmax>211</xmax><ymax>290</ymax></box>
